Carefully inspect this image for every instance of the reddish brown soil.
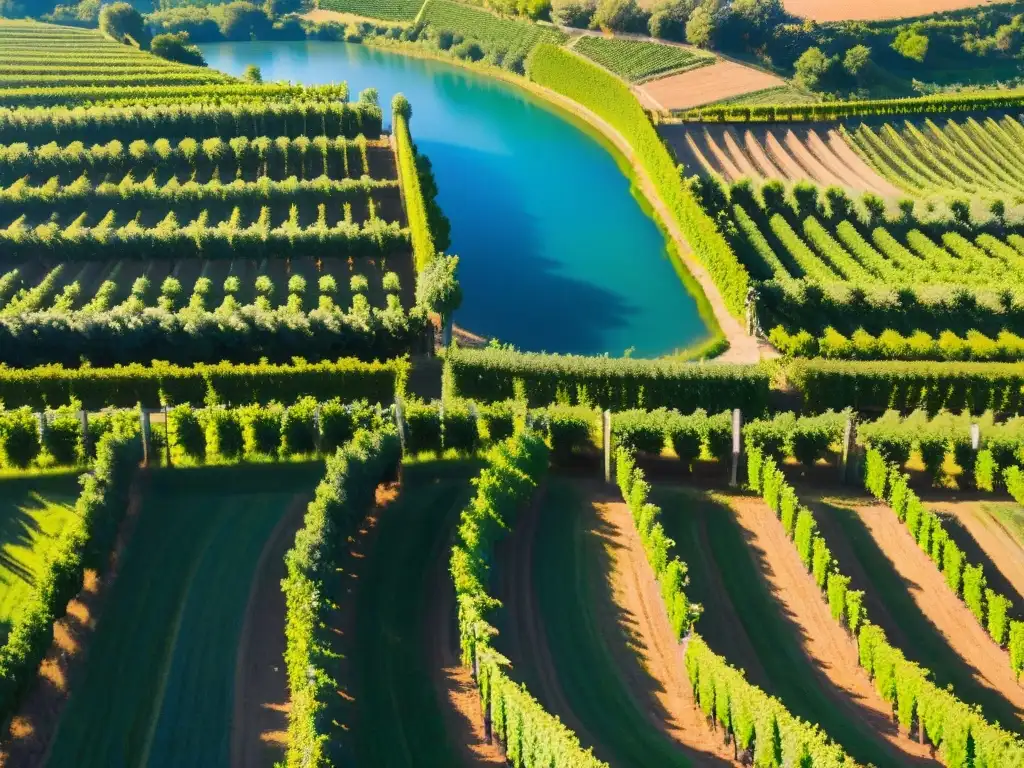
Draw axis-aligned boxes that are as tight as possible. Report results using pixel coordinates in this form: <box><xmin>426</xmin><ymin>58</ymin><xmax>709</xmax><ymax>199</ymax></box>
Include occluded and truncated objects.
<box><xmin>845</xmin><ymin>498</ymin><xmax>1024</xmax><ymax>727</ymax></box>
<box><xmin>782</xmin><ymin>0</ymin><xmax>992</xmax><ymax>22</ymax></box>
<box><xmin>722</xmin><ymin>493</ymin><xmax>934</xmax><ymax>763</ymax></box>
<box><xmin>424</xmin><ymin>506</ymin><xmax>505</xmax><ymax>766</ymax></box>
<box><xmin>0</xmin><ymin>476</ymin><xmax>148</xmax><ymax>768</ymax></box>
<box><xmin>640</xmin><ymin>61</ymin><xmax>786</xmax><ymax>112</ymax></box>
<box><xmin>230</xmin><ymin>496</ymin><xmax>309</xmax><ymax>768</ymax></box>
<box><xmin>931</xmin><ymin>500</ymin><xmax>1024</xmax><ymax>603</ymax></box>
<box><xmin>661</xmin><ymin>123</ymin><xmax>898</xmax><ymax>195</ymax></box>
<box><xmin>584</xmin><ymin>484</ymin><xmax>741</xmax><ymax>764</ymax></box>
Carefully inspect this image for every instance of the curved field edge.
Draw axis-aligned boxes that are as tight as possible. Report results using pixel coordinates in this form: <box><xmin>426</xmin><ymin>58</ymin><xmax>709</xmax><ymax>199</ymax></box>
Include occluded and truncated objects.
<box><xmin>44</xmin><ymin>463</ymin><xmax>322</xmax><ymax>768</ymax></box>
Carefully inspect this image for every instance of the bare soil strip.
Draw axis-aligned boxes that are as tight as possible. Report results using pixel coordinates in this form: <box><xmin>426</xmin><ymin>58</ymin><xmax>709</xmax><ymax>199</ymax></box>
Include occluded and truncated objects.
<box><xmin>782</xmin><ymin>0</ymin><xmax>990</xmax><ymax>23</ymax></box>
<box><xmin>931</xmin><ymin>500</ymin><xmax>1024</xmax><ymax>605</ymax></box>
<box><xmin>0</xmin><ymin>476</ymin><xmax>147</xmax><ymax>768</ymax></box>
<box><xmin>231</xmin><ymin>496</ymin><xmax>309</xmax><ymax>768</ymax></box>
<box><xmin>583</xmin><ymin>482</ymin><xmax>741</xmax><ymax>765</ymax></box>
<box><xmin>425</xmin><ymin>503</ymin><xmax>505</xmax><ymax>767</ymax></box>
<box><xmin>640</xmin><ymin>60</ymin><xmax>787</xmax><ymax>111</ymax></box>
<box><xmin>722</xmin><ymin>493</ymin><xmax>934</xmax><ymax>764</ymax></box>
<box><xmin>845</xmin><ymin>498</ymin><xmax>1024</xmax><ymax>728</ymax></box>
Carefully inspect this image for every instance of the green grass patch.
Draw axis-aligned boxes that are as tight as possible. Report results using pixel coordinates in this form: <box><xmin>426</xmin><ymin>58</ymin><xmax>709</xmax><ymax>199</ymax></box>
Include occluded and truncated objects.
<box><xmin>343</xmin><ymin>459</ymin><xmax>478</xmax><ymax>765</ymax></box>
<box><xmin>655</xmin><ymin>486</ymin><xmax>903</xmax><ymax>768</ymax></box>
<box><xmin>573</xmin><ymin>37</ymin><xmax>711</xmax><ymax>83</ymax></box>
<box><xmin>981</xmin><ymin>501</ymin><xmax>1024</xmax><ymax>549</ymax></box>
<box><xmin>0</xmin><ymin>470</ymin><xmax>80</xmax><ymax>644</ymax></box>
<box><xmin>526</xmin><ymin>478</ymin><xmax>691</xmax><ymax>767</ymax></box>
<box><xmin>47</xmin><ymin>463</ymin><xmax>321</xmax><ymax>768</ymax></box>
<box><xmin>318</xmin><ymin>0</ymin><xmax>425</xmax><ymax>21</ymax></box>
<box><xmin>820</xmin><ymin>496</ymin><xmax>1024</xmax><ymax>734</ymax></box>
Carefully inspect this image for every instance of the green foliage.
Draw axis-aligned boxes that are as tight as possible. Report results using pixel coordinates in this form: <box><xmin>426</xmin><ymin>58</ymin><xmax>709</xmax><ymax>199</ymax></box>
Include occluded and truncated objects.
<box><xmin>770</xmin><ymin>327</ymin><xmax>1024</xmax><ymax>363</ymax></box>
<box><xmin>527</xmin><ymin>44</ymin><xmax>749</xmax><ymax>319</ymax></box>
<box><xmin>542</xmin><ymin>404</ymin><xmax>596</xmax><ymax>463</ymax></box>
<box><xmin>99</xmin><ymin>2</ymin><xmax>152</xmax><ymax>48</ymax></box>
<box><xmin>0</xmin><ymin>408</ymin><xmax>41</xmax><ymax>469</ymax></box>
<box><xmin>1011</xmin><ymin>621</ymin><xmax>1024</xmax><ymax>680</ymax></box>
<box><xmin>962</xmin><ymin>564</ymin><xmax>987</xmax><ymax>624</ymax></box>
<box><xmin>281</xmin><ymin>397</ymin><xmax>318</xmax><ymax>457</ymax></box>
<box><xmin>611</xmin><ymin>408</ymin><xmax>666</xmax><ymax>454</ymax></box>
<box><xmin>445</xmin><ymin>347</ymin><xmax>769</xmax><ymax>411</ymax></box>
<box><xmin>319</xmin><ymin>0</ymin><xmax>424</xmax><ymax>20</ymax></box>
<box><xmin>239</xmin><ymin>402</ymin><xmax>284</xmax><ymax>457</ymax></box>
<box><xmin>416</xmin><ymin>254</ymin><xmax>462</xmax><ymax>317</ymax></box>
<box><xmin>404</xmin><ymin>399</ymin><xmax>443</xmax><ymax>455</ymax></box>
<box><xmin>42</xmin><ymin>406</ymin><xmax>85</xmax><ymax>467</ymax></box>
<box><xmin>283</xmin><ymin>427</ymin><xmax>401</xmax><ymax>768</ymax></box>
<box><xmin>168</xmin><ymin>404</ymin><xmax>205</xmax><ymax>463</ymax></box>
<box><xmin>392</xmin><ymin>100</ymin><xmax>436</xmax><ymax>273</ymax></box>
<box><xmin>573</xmin><ymin>36</ymin><xmax>711</xmax><ymax>82</ymax></box>
<box><xmin>151</xmin><ymin>32</ymin><xmax>206</xmax><ymax>66</ymax></box>
<box><xmin>442</xmin><ymin>401</ymin><xmax>480</xmax><ymax>454</ymax></box>
<box><xmin>986</xmin><ymin>589</ymin><xmax>1012</xmax><ymax>647</ymax></box>
<box><xmin>0</xmin><ymin>429</ymin><xmax>140</xmax><ymax>726</ymax></box>
<box><xmin>204</xmin><ymin>407</ymin><xmax>244</xmax><ymax>461</ymax></box>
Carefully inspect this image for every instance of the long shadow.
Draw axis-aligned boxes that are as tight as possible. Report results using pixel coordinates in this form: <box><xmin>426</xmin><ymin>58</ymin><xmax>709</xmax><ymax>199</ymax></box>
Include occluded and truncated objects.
<box><xmin>934</xmin><ymin>507</ymin><xmax>1024</xmax><ymax>618</ymax></box>
<box><xmin>525</xmin><ymin>479</ymin><xmax>730</xmax><ymax>767</ymax></box>
<box><xmin>818</xmin><ymin>497</ymin><xmax>1024</xmax><ymax>734</ymax></box>
<box><xmin>657</xmin><ymin>486</ymin><xmax>926</xmax><ymax>768</ymax></box>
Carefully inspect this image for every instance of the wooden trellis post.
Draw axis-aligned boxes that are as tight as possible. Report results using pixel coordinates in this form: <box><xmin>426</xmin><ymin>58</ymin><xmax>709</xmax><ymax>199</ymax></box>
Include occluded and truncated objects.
<box><xmin>730</xmin><ymin>408</ymin><xmax>742</xmax><ymax>487</ymax></box>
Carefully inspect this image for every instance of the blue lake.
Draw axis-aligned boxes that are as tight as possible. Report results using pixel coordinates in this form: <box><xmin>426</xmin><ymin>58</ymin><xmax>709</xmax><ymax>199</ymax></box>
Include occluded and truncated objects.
<box><xmin>201</xmin><ymin>41</ymin><xmax>711</xmax><ymax>357</ymax></box>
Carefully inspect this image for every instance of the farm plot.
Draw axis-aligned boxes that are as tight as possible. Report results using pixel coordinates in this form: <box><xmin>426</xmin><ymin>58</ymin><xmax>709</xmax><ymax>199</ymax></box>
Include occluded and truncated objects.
<box><xmin>0</xmin><ymin>472</ymin><xmax>79</xmax><ymax>645</ymax></box>
<box><xmin>0</xmin><ymin>20</ymin><xmax>232</xmax><ymax>90</ymax></box>
<box><xmin>842</xmin><ymin>113</ymin><xmax>1024</xmax><ymax>199</ymax></box>
<box><xmin>336</xmin><ymin>460</ymin><xmax>502</xmax><ymax>766</ymax></box>
<box><xmin>656</xmin><ymin>486</ymin><xmax>932</xmax><ymax>767</ymax></box>
<box><xmin>638</xmin><ymin>60</ymin><xmax>787</xmax><ymax>112</ymax></box>
<box><xmin>317</xmin><ymin>0</ymin><xmax>425</xmax><ymax>20</ymax></box>
<box><xmin>661</xmin><ymin>122</ymin><xmax>896</xmax><ymax>194</ymax></box>
<box><xmin>45</xmin><ymin>463</ymin><xmax>321</xmax><ymax>768</ymax></box>
<box><xmin>781</xmin><ymin>0</ymin><xmax>992</xmax><ymax>23</ymax></box>
<box><xmin>807</xmin><ymin>492</ymin><xmax>1024</xmax><ymax>732</ymax></box>
<box><xmin>573</xmin><ymin>37</ymin><xmax>713</xmax><ymax>83</ymax></box>
<box><xmin>496</xmin><ymin>478</ymin><xmax>736</xmax><ymax>766</ymax></box>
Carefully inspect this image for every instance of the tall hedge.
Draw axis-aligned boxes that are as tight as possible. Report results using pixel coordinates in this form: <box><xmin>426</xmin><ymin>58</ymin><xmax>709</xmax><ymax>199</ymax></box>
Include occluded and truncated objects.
<box><xmin>788</xmin><ymin>359</ymin><xmax>1024</xmax><ymax>414</ymax></box>
<box><xmin>445</xmin><ymin>347</ymin><xmax>770</xmax><ymax>412</ymax></box>
<box><xmin>282</xmin><ymin>427</ymin><xmax>401</xmax><ymax>768</ymax></box>
<box><xmin>0</xmin><ymin>358</ymin><xmax>408</xmax><ymax>409</ymax></box>
<box><xmin>392</xmin><ymin>94</ymin><xmax>435</xmax><ymax>273</ymax></box>
<box><xmin>526</xmin><ymin>44</ymin><xmax>750</xmax><ymax>319</ymax></box>
<box><xmin>0</xmin><ymin>423</ymin><xmax>141</xmax><ymax>724</ymax></box>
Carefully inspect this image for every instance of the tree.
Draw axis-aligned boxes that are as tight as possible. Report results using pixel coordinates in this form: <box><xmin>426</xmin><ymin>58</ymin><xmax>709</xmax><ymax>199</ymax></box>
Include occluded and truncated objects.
<box><xmin>648</xmin><ymin>0</ymin><xmax>696</xmax><ymax>41</ymax></box>
<box><xmin>685</xmin><ymin>3</ymin><xmax>716</xmax><ymax>47</ymax></box>
<box><xmin>99</xmin><ymin>2</ymin><xmax>152</xmax><ymax>48</ymax></box>
<box><xmin>243</xmin><ymin>64</ymin><xmax>263</xmax><ymax>83</ymax></box>
<box><xmin>843</xmin><ymin>44</ymin><xmax>871</xmax><ymax>76</ymax></box>
<box><xmin>218</xmin><ymin>1</ymin><xmax>273</xmax><ymax>41</ymax></box>
<box><xmin>591</xmin><ymin>0</ymin><xmax>648</xmax><ymax>33</ymax></box>
<box><xmin>892</xmin><ymin>28</ymin><xmax>929</xmax><ymax>62</ymax></box>
<box><xmin>151</xmin><ymin>32</ymin><xmax>207</xmax><ymax>66</ymax></box>
<box><xmin>263</xmin><ymin>0</ymin><xmax>300</xmax><ymax>16</ymax></box>
<box><xmin>416</xmin><ymin>255</ymin><xmax>462</xmax><ymax>346</ymax></box>
<box><xmin>392</xmin><ymin>92</ymin><xmax>412</xmax><ymax>119</ymax></box>
<box><xmin>551</xmin><ymin>0</ymin><xmax>595</xmax><ymax>27</ymax></box>
<box><xmin>793</xmin><ymin>46</ymin><xmax>836</xmax><ymax>91</ymax></box>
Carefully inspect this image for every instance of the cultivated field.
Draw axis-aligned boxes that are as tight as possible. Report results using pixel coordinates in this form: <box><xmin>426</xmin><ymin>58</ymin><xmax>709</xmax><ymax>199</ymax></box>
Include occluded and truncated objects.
<box><xmin>316</xmin><ymin>0</ymin><xmax>425</xmax><ymax>21</ymax></box>
<box><xmin>661</xmin><ymin>122</ymin><xmax>898</xmax><ymax>195</ymax></box>
<box><xmin>572</xmin><ymin>36</ymin><xmax>713</xmax><ymax>83</ymax></box>
<box><xmin>44</xmin><ymin>464</ymin><xmax>319</xmax><ymax>768</ymax></box>
<box><xmin>638</xmin><ymin>60</ymin><xmax>788</xmax><ymax>112</ymax></box>
<box><xmin>781</xmin><ymin>0</ymin><xmax>994</xmax><ymax>23</ymax></box>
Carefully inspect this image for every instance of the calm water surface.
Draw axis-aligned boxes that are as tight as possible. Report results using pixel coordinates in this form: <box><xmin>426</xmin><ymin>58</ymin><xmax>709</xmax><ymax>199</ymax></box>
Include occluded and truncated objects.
<box><xmin>201</xmin><ymin>41</ymin><xmax>710</xmax><ymax>356</ymax></box>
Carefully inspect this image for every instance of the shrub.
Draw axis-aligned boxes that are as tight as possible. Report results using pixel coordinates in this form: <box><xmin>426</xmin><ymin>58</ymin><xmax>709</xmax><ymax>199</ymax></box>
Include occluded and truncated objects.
<box><xmin>240</xmin><ymin>403</ymin><xmax>283</xmax><ymax>457</ymax></box>
<box><xmin>319</xmin><ymin>399</ymin><xmax>357</xmax><ymax>454</ymax></box>
<box><xmin>479</xmin><ymin>400</ymin><xmax>517</xmax><ymax>443</ymax></box>
<box><xmin>545</xmin><ymin>405</ymin><xmax>595</xmax><ymax>462</ymax></box>
<box><xmin>0</xmin><ymin>408</ymin><xmax>40</xmax><ymax>469</ymax></box>
<box><xmin>443</xmin><ymin>402</ymin><xmax>480</xmax><ymax>453</ymax></box>
<box><xmin>404</xmin><ymin>399</ymin><xmax>442</xmax><ymax>455</ymax></box>
<box><xmin>204</xmin><ymin>408</ymin><xmax>244</xmax><ymax>461</ymax></box>
<box><xmin>281</xmin><ymin>397</ymin><xmax>318</xmax><ymax>457</ymax></box>
<box><xmin>667</xmin><ymin>410</ymin><xmax>703</xmax><ymax>470</ymax></box>
<box><xmin>612</xmin><ymin>409</ymin><xmax>666</xmax><ymax>455</ymax></box>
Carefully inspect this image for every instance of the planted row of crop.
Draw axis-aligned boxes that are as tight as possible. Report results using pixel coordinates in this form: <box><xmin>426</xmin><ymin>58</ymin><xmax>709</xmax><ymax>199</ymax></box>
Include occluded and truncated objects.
<box><xmin>0</xmin><ymin>134</ymin><xmax>385</xmax><ymax>185</ymax></box>
<box><xmin>748</xmin><ymin>448</ymin><xmax>1024</xmax><ymax>766</ymax></box>
<box><xmin>572</xmin><ymin>37</ymin><xmax>712</xmax><ymax>84</ymax></box>
<box><xmin>616</xmin><ymin>450</ymin><xmax>854</xmax><ymax>766</ymax></box>
<box><xmin>770</xmin><ymin>326</ymin><xmax>1024</xmax><ymax>363</ymax></box>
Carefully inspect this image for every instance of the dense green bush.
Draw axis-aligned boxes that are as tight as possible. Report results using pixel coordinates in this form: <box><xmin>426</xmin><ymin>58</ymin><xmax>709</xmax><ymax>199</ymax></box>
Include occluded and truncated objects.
<box><xmin>445</xmin><ymin>347</ymin><xmax>770</xmax><ymax>412</ymax></box>
<box><xmin>281</xmin><ymin>397</ymin><xmax>318</xmax><ymax>457</ymax></box>
<box><xmin>543</xmin><ymin>404</ymin><xmax>597</xmax><ymax>462</ymax></box>
<box><xmin>404</xmin><ymin>399</ymin><xmax>443</xmax><ymax>455</ymax></box>
<box><xmin>442</xmin><ymin>401</ymin><xmax>479</xmax><ymax>454</ymax></box>
<box><xmin>240</xmin><ymin>403</ymin><xmax>283</xmax><ymax>458</ymax></box>
<box><xmin>204</xmin><ymin>407</ymin><xmax>244</xmax><ymax>461</ymax></box>
<box><xmin>168</xmin><ymin>404</ymin><xmax>205</xmax><ymax>463</ymax></box>
<box><xmin>479</xmin><ymin>400</ymin><xmax>517</xmax><ymax>443</ymax></box>
<box><xmin>0</xmin><ymin>407</ymin><xmax>41</xmax><ymax>469</ymax></box>
<box><xmin>43</xmin><ymin>406</ymin><xmax>85</xmax><ymax>466</ymax></box>
<box><xmin>611</xmin><ymin>409</ymin><xmax>667</xmax><ymax>454</ymax></box>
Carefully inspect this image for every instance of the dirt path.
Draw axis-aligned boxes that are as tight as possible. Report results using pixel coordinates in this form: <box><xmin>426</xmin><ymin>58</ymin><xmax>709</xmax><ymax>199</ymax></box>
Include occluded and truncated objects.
<box><xmin>584</xmin><ymin>484</ymin><xmax>740</xmax><ymax>765</ymax></box>
<box><xmin>848</xmin><ymin>499</ymin><xmax>1024</xmax><ymax>728</ymax></box>
<box><xmin>425</xmin><ymin>504</ymin><xmax>505</xmax><ymax>767</ymax></box>
<box><xmin>230</xmin><ymin>496</ymin><xmax>308</xmax><ymax>768</ymax></box>
<box><xmin>931</xmin><ymin>500</ymin><xmax>1024</xmax><ymax>604</ymax></box>
<box><xmin>724</xmin><ymin>494</ymin><xmax>935</xmax><ymax>764</ymax></box>
<box><xmin>0</xmin><ymin>475</ymin><xmax>147</xmax><ymax>768</ymax></box>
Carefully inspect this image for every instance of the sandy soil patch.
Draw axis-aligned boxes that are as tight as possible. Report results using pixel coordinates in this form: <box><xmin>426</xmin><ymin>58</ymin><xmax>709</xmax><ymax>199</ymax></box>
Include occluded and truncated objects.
<box><xmin>849</xmin><ymin>498</ymin><xmax>1024</xmax><ymax>728</ymax></box>
<box><xmin>640</xmin><ymin>61</ymin><xmax>786</xmax><ymax>112</ymax></box>
<box><xmin>782</xmin><ymin>0</ymin><xmax>994</xmax><ymax>23</ymax></box>
<box><xmin>930</xmin><ymin>500</ymin><xmax>1024</xmax><ymax>611</ymax></box>
<box><xmin>0</xmin><ymin>477</ymin><xmax>147</xmax><ymax>768</ymax></box>
<box><xmin>660</xmin><ymin>123</ymin><xmax>899</xmax><ymax>195</ymax></box>
<box><xmin>584</xmin><ymin>485</ymin><xmax>740</xmax><ymax>764</ymax></box>
<box><xmin>723</xmin><ymin>493</ymin><xmax>934</xmax><ymax>763</ymax></box>
<box><xmin>230</xmin><ymin>496</ymin><xmax>309</xmax><ymax>768</ymax></box>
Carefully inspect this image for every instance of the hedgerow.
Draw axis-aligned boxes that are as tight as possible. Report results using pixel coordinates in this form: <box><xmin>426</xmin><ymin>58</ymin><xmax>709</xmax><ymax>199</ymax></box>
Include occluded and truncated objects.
<box><xmin>444</xmin><ymin>346</ymin><xmax>770</xmax><ymax>412</ymax></box>
<box><xmin>283</xmin><ymin>427</ymin><xmax>401</xmax><ymax>768</ymax></box>
<box><xmin>392</xmin><ymin>93</ymin><xmax>435</xmax><ymax>273</ymax></box>
<box><xmin>450</xmin><ymin>430</ymin><xmax>607</xmax><ymax>767</ymax></box>
<box><xmin>770</xmin><ymin>326</ymin><xmax>1024</xmax><ymax>363</ymax></box>
<box><xmin>526</xmin><ymin>44</ymin><xmax>750</xmax><ymax>319</ymax></box>
<box><xmin>0</xmin><ymin>357</ymin><xmax>408</xmax><ymax>409</ymax></box>
<box><xmin>0</xmin><ymin>423</ymin><xmax>141</xmax><ymax>726</ymax></box>
<box><xmin>750</xmin><ymin>448</ymin><xmax>1024</xmax><ymax>766</ymax></box>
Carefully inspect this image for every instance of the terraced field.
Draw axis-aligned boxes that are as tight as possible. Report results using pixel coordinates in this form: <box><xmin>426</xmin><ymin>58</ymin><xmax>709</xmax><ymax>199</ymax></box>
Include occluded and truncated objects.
<box><xmin>573</xmin><ymin>36</ymin><xmax>712</xmax><ymax>83</ymax></box>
